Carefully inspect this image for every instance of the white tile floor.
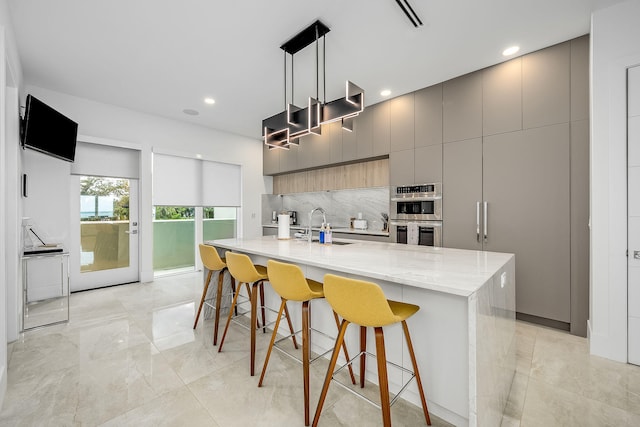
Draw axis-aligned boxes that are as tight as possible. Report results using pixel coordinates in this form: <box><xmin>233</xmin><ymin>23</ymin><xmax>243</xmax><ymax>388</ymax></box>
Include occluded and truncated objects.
<box><xmin>1</xmin><ymin>272</ymin><xmax>639</xmax><ymax>426</ymax></box>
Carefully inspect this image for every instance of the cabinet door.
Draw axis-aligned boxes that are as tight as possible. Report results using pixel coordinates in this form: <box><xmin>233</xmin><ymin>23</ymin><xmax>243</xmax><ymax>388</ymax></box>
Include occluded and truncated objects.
<box><xmin>483</xmin><ymin>58</ymin><xmax>522</xmax><ymax>136</ymax></box>
<box><xmin>356</xmin><ymin>106</ymin><xmax>373</xmax><ymax>159</ymax></box>
<box><xmin>522</xmin><ymin>42</ymin><xmax>570</xmax><ymax>129</ymax></box>
<box><xmin>414</xmin><ymin>144</ymin><xmax>442</xmax><ymax>184</ymax></box>
<box><xmin>389</xmin><ymin>149</ymin><xmax>414</xmax><ymax>186</ymax></box>
<box><xmin>280</xmin><ymin>143</ymin><xmax>299</xmax><ymax>172</ymax></box>
<box><xmin>328</xmin><ymin>121</ymin><xmax>343</xmax><ymax>165</ymax></box>
<box><xmin>442</xmin><ymin>138</ymin><xmax>483</xmax><ymax>250</ymax></box>
<box><xmin>372</xmin><ymin>101</ymin><xmax>390</xmax><ymax>155</ymax></box>
<box><xmin>263</xmin><ymin>143</ymin><xmax>280</xmax><ymax>175</ymax></box>
<box><xmin>443</xmin><ymin>73</ymin><xmax>482</xmax><ymax>143</ymax></box>
<box><xmin>390</xmin><ymin>93</ymin><xmax>415</xmax><ymax>152</ymax></box>
<box><xmin>342</xmin><ymin>115</ymin><xmax>358</xmax><ymax>162</ymax></box>
<box><xmin>415</xmin><ymin>84</ymin><xmax>443</xmax><ymax>147</ymax></box>
<box><xmin>483</xmin><ymin>124</ymin><xmax>570</xmax><ymax>323</ymax></box>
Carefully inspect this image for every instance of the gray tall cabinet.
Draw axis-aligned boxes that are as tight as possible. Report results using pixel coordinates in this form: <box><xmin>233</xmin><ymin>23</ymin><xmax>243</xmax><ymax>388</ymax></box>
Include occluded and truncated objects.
<box><xmin>442</xmin><ymin>38</ymin><xmax>589</xmax><ymax>335</ymax></box>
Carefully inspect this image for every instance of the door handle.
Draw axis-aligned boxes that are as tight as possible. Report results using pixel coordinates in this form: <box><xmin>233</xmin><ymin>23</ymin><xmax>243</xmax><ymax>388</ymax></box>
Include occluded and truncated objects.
<box><xmin>476</xmin><ymin>202</ymin><xmax>480</xmax><ymax>243</ymax></box>
<box><xmin>483</xmin><ymin>201</ymin><xmax>488</xmax><ymax>243</ymax></box>
<box><xmin>125</xmin><ymin>230</ymin><xmax>138</xmax><ymax>235</ymax></box>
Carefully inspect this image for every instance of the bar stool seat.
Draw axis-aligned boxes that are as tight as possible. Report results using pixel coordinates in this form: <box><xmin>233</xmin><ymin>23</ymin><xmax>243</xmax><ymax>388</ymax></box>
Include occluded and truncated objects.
<box><xmin>313</xmin><ymin>274</ymin><xmax>431</xmax><ymax>427</ymax></box>
<box><xmin>259</xmin><ymin>260</ymin><xmax>356</xmax><ymax>426</ymax></box>
<box><xmin>193</xmin><ymin>244</ymin><xmax>235</xmax><ymax>346</ymax></box>
<box><xmin>218</xmin><ymin>252</ymin><xmax>297</xmax><ymax>376</ymax></box>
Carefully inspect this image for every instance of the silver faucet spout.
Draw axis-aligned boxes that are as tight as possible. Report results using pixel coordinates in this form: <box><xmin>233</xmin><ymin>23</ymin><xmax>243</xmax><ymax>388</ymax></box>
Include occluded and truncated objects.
<box><xmin>308</xmin><ymin>207</ymin><xmax>327</xmax><ymax>242</ymax></box>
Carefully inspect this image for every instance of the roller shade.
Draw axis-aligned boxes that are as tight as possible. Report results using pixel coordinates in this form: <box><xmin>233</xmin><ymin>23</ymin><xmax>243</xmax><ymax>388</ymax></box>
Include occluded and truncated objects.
<box><xmin>202</xmin><ymin>160</ymin><xmax>241</xmax><ymax>206</ymax></box>
<box><xmin>71</xmin><ymin>142</ymin><xmax>140</xmax><ymax>178</ymax></box>
<box><xmin>152</xmin><ymin>153</ymin><xmax>241</xmax><ymax>207</ymax></box>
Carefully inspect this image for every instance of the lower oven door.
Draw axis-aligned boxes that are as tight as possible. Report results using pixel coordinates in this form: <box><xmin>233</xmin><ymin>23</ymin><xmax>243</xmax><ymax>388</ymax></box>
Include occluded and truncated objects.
<box><xmin>390</xmin><ymin>220</ymin><xmax>442</xmax><ymax>247</ymax></box>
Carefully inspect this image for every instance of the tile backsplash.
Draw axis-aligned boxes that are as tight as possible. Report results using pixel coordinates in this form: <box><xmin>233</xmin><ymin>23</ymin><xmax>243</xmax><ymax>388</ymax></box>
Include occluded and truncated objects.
<box><xmin>262</xmin><ymin>187</ymin><xmax>390</xmax><ymax>231</ymax></box>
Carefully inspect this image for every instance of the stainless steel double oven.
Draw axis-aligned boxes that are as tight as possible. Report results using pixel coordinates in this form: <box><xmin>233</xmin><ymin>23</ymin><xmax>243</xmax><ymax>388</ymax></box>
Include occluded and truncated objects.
<box><xmin>389</xmin><ymin>183</ymin><xmax>442</xmax><ymax>247</ymax></box>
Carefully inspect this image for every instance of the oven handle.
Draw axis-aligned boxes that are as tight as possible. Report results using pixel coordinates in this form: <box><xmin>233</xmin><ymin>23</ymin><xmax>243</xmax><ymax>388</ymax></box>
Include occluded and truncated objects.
<box><xmin>389</xmin><ymin>220</ymin><xmax>442</xmax><ymax>228</ymax></box>
<box><xmin>390</xmin><ymin>195</ymin><xmax>442</xmax><ymax>202</ymax></box>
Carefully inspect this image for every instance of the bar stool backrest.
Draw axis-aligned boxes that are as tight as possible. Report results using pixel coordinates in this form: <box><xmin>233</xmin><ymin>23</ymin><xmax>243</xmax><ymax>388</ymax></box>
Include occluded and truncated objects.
<box><xmin>199</xmin><ymin>244</ymin><xmax>226</xmax><ymax>271</ymax></box>
<box><xmin>323</xmin><ymin>274</ymin><xmax>400</xmax><ymax>327</ymax></box>
<box><xmin>225</xmin><ymin>251</ymin><xmax>264</xmax><ymax>283</ymax></box>
<box><xmin>267</xmin><ymin>260</ymin><xmax>322</xmax><ymax>302</ymax></box>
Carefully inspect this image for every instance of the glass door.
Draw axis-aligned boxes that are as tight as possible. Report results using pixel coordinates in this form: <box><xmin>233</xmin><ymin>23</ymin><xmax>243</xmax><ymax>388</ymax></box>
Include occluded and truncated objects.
<box><xmin>70</xmin><ymin>176</ymin><xmax>139</xmax><ymax>291</ymax></box>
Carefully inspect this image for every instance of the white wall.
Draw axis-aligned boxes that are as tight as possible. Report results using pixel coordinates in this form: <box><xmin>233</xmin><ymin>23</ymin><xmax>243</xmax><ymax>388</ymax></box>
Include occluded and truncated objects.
<box><xmin>23</xmin><ymin>85</ymin><xmax>272</xmax><ymax>286</ymax></box>
<box><xmin>590</xmin><ymin>0</ymin><xmax>640</xmax><ymax>362</ymax></box>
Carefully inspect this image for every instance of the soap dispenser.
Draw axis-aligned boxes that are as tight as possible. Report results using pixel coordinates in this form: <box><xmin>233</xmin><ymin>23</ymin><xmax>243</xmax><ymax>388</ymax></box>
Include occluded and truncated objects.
<box><xmin>325</xmin><ymin>223</ymin><xmax>332</xmax><ymax>244</ymax></box>
<box><xmin>319</xmin><ymin>223</ymin><xmax>326</xmax><ymax>244</ymax></box>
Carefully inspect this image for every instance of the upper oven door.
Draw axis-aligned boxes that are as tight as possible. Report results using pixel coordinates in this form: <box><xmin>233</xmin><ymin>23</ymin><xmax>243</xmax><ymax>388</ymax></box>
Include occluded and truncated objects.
<box><xmin>390</xmin><ymin>183</ymin><xmax>442</xmax><ymax>221</ymax></box>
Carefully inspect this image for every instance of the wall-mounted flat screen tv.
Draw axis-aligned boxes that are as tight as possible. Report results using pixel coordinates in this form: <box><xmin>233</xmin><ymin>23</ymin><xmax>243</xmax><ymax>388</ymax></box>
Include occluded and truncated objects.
<box><xmin>21</xmin><ymin>94</ymin><xmax>78</xmax><ymax>162</ymax></box>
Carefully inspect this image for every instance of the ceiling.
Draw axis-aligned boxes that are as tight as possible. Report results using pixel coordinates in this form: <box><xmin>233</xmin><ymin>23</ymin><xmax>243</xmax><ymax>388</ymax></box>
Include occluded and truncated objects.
<box><xmin>7</xmin><ymin>0</ymin><xmax>624</xmax><ymax>141</ymax></box>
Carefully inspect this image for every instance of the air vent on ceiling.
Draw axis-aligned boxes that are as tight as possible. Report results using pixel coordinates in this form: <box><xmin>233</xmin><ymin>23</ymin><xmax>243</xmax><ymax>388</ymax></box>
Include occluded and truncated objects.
<box><xmin>394</xmin><ymin>0</ymin><xmax>423</xmax><ymax>28</ymax></box>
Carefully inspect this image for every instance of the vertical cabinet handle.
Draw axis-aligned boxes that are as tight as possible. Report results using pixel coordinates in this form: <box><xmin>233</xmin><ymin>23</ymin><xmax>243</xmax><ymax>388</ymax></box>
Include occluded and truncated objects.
<box><xmin>476</xmin><ymin>202</ymin><xmax>480</xmax><ymax>242</ymax></box>
<box><xmin>483</xmin><ymin>201</ymin><xmax>488</xmax><ymax>243</ymax></box>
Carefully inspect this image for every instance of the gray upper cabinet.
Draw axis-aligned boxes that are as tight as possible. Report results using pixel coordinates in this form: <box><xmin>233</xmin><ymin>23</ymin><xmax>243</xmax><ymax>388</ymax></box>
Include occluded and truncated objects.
<box><xmin>342</xmin><ymin>116</ymin><xmax>358</xmax><ymax>162</ymax></box>
<box><xmin>483</xmin><ymin>58</ymin><xmax>522</xmax><ymax>136</ymax></box>
<box><xmin>442</xmin><ymin>138</ymin><xmax>483</xmax><ymax>251</ymax></box>
<box><xmin>372</xmin><ymin>101</ymin><xmax>391</xmax><ymax>155</ymax></box>
<box><xmin>443</xmin><ymin>72</ymin><xmax>482</xmax><ymax>143</ymax></box>
<box><xmin>523</xmin><ymin>41</ymin><xmax>570</xmax><ymax>129</ymax></box>
<box><xmin>389</xmin><ymin>149</ymin><xmax>414</xmax><ymax>186</ymax></box>
<box><xmin>263</xmin><ymin>143</ymin><xmax>279</xmax><ymax>175</ymax></box>
<box><xmin>415</xmin><ymin>84</ymin><xmax>443</xmax><ymax>147</ymax></box>
<box><xmin>483</xmin><ymin>123</ymin><xmax>571</xmax><ymax>324</ymax></box>
<box><xmin>571</xmin><ymin>35</ymin><xmax>589</xmax><ymax>122</ymax></box>
<box><xmin>390</xmin><ymin>93</ymin><xmax>415</xmax><ymax>152</ymax></box>
<box><xmin>356</xmin><ymin>106</ymin><xmax>373</xmax><ymax>159</ymax></box>
<box><xmin>328</xmin><ymin>122</ymin><xmax>343</xmax><ymax>165</ymax></box>
<box><xmin>414</xmin><ymin>144</ymin><xmax>442</xmax><ymax>184</ymax></box>
<box><xmin>279</xmin><ymin>143</ymin><xmax>298</xmax><ymax>173</ymax></box>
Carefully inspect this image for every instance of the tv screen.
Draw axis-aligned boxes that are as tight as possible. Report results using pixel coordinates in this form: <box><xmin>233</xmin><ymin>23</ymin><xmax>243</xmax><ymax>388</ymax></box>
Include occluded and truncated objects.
<box><xmin>22</xmin><ymin>94</ymin><xmax>78</xmax><ymax>162</ymax></box>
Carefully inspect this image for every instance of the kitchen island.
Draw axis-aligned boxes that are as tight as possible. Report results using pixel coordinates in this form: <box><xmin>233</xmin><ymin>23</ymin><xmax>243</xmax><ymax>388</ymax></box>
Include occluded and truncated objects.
<box><xmin>207</xmin><ymin>236</ymin><xmax>515</xmax><ymax>427</ymax></box>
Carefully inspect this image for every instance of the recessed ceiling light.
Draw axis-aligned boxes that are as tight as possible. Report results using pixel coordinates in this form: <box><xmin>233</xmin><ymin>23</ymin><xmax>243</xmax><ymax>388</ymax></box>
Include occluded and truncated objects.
<box><xmin>502</xmin><ymin>46</ymin><xmax>520</xmax><ymax>56</ymax></box>
<box><xmin>204</xmin><ymin>97</ymin><xmax>215</xmax><ymax>105</ymax></box>
<box><xmin>183</xmin><ymin>108</ymin><xmax>199</xmax><ymax>116</ymax></box>
<box><xmin>380</xmin><ymin>89</ymin><xmax>391</xmax><ymax>97</ymax></box>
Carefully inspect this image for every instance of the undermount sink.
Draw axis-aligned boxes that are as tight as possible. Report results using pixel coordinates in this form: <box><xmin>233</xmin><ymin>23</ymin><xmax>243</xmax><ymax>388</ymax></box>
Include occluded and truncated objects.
<box><xmin>308</xmin><ymin>238</ymin><xmax>352</xmax><ymax>245</ymax></box>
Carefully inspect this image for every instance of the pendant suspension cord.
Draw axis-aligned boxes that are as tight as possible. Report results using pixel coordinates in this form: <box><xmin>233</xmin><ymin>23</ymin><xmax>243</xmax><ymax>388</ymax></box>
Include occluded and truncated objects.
<box><xmin>283</xmin><ymin>50</ymin><xmax>287</xmax><ymax>109</ymax></box>
<box><xmin>291</xmin><ymin>54</ymin><xmax>294</xmax><ymax>105</ymax></box>
<box><xmin>315</xmin><ymin>24</ymin><xmax>319</xmax><ymax>101</ymax></box>
<box><xmin>323</xmin><ymin>35</ymin><xmax>326</xmax><ymax>104</ymax></box>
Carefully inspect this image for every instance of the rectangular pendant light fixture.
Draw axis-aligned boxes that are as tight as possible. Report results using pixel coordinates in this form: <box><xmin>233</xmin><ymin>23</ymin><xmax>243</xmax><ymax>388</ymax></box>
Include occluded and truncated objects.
<box><xmin>263</xmin><ymin>20</ymin><xmax>365</xmax><ymax>149</ymax></box>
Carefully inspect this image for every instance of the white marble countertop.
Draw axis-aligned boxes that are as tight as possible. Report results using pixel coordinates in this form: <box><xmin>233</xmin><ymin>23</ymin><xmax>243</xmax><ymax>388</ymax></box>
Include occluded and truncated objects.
<box><xmin>207</xmin><ymin>236</ymin><xmax>514</xmax><ymax>297</ymax></box>
<box><xmin>262</xmin><ymin>223</ymin><xmax>389</xmax><ymax>237</ymax></box>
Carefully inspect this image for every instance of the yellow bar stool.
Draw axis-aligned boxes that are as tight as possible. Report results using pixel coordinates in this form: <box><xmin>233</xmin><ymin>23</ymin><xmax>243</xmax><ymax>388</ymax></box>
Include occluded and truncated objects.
<box><xmin>312</xmin><ymin>274</ymin><xmax>431</xmax><ymax>427</ymax></box>
<box><xmin>218</xmin><ymin>252</ymin><xmax>297</xmax><ymax>376</ymax></box>
<box><xmin>193</xmin><ymin>244</ymin><xmax>236</xmax><ymax>346</ymax></box>
<box><xmin>259</xmin><ymin>260</ymin><xmax>356</xmax><ymax>426</ymax></box>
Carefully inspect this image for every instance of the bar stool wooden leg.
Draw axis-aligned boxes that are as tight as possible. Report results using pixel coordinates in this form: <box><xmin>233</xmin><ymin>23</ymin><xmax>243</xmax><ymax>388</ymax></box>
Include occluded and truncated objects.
<box><xmin>260</xmin><ymin>282</ymin><xmax>267</xmax><ymax>333</ymax></box>
<box><xmin>283</xmin><ymin>302</ymin><xmax>299</xmax><ymax>349</ymax></box>
<box><xmin>360</xmin><ymin>326</ymin><xmax>367</xmax><ymax>388</ymax></box>
<box><xmin>250</xmin><ymin>281</ymin><xmax>261</xmax><ymax>376</ymax></box>
<box><xmin>302</xmin><ymin>300</ymin><xmax>311</xmax><ymax>426</ymax></box>
<box><xmin>374</xmin><ymin>327</ymin><xmax>392</xmax><ymax>427</ymax></box>
<box><xmin>402</xmin><ymin>320</ymin><xmax>431</xmax><ymax>425</ymax></box>
<box><xmin>258</xmin><ymin>298</ymin><xmax>287</xmax><ymax>387</ymax></box>
<box><xmin>218</xmin><ymin>281</ymin><xmax>244</xmax><ymax>352</ymax></box>
<box><xmin>332</xmin><ymin>311</ymin><xmax>356</xmax><ymax>385</ymax></box>
<box><xmin>312</xmin><ymin>319</ymin><xmax>350</xmax><ymax>427</ymax></box>
<box><xmin>193</xmin><ymin>269</ymin><xmax>213</xmax><ymax>329</ymax></box>
<box><xmin>212</xmin><ymin>269</ymin><xmax>226</xmax><ymax>345</ymax></box>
